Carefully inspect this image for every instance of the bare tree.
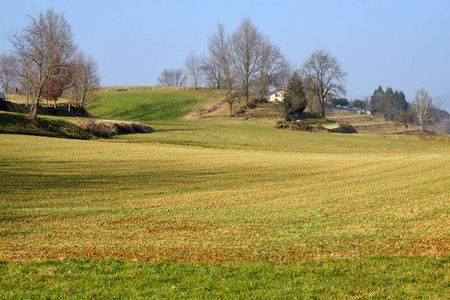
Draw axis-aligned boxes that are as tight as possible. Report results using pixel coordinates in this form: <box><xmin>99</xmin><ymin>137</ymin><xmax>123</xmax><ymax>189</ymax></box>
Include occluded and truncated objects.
<box><xmin>8</xmin><ymin>9</ymin><xmax>76</xmax><ymax>121</ymax></box>
<box><xmin>184</xmin><ymin>51</ymin><xmax>201</xmax><ymax>89</ymax></box>
<box><xmin>255</xmin><ymin>38</ymin><xmax>286</xmax><ymax>100</ymax></box>
<box><xmin>42</xmin><ymin>60</ymin><xmax>73</xmax><ymax>108</ymax></box>
<box><xmin>0</xmin><ymin>52</ymin><xmax>19</xmax><ymax>98</ymax></box>
<box><xmin>68</xmin><ymin>51</ymin><xmax>101</xmax><ymax>109</ymax></box>
<box><xmin>157</xmin><ymin>68</ymin><xmax>186</xmax><ymax>86</ymax></box>
<box><xmin>230</xmin><ymin>18</ymin><xmax>263</xmax><ymax>105</ymax></box>
<box><xmin>206</xmin><ymin>23</ymin><xmax>238</xmax><ymax>116</ymax></box>
<box><xmin>274</xmin><ymin>59</ymin><xmax>295</xmax><ymax>91</ymax></box>
<box><xmin>301</xmin><ymin>49</ymin><xmax>347</xmax><ymax>117</ymax></box>
<box><xmin>17</xmin><ymin>57</ymin><xmax>37</xmax><ymax>107</ymax></box>
<box><xmin>199</xmin><ymin>54</ymin><xmax>221</xmax><ymax>89</ymax></box>
<box><xmin>411</xmin><ymin>87</ymin><xmax>433</xmax><ymax>130</ymax></box>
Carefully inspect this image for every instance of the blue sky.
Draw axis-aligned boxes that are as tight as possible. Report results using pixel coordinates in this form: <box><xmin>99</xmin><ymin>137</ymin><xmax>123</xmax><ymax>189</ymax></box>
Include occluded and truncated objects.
<box><xmin>1</xmin><ymin>0</ymin><xmax>449</xmax><ymax>110</ymax></box>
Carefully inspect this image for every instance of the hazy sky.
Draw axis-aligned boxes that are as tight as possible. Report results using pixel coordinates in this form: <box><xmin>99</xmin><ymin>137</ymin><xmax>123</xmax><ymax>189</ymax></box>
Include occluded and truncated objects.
<box><xmin>1</xmin><ymin>0</ymin><xmax>449</xmax><ymax>110</ymax></box>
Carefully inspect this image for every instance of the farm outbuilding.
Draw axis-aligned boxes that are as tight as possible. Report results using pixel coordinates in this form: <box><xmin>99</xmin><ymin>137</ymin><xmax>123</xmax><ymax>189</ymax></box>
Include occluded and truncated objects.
<box><xmin>0</xmin><ymin>92</ymin><xmax>6</xmax><ymax>100</ymax></box>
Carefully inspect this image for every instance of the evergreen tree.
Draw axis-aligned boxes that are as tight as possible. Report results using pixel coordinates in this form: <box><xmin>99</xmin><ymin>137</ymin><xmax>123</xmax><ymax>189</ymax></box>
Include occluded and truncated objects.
<box><xmin>371</xmin><ymin>85</ymin><xmax>383</xmax><ymax>100</ymax></box>
<box><xmin>385</xmin><ymin>86</ymin><xmax>394</xmax><ymax>95</ymax></box>
<box><xmin>370</xmin><ymin>85</ymin><xmax>384</xmax><ymax>112</ymax></box>
<box><xmin>393</xmin><ymin>90</ymin><xmax>408</xmax><ymax>112</ymax></box>
<box><xmin>283</xmin><ymin>72</ymin><xmax>307</xmax><ymax>120</ymax></box>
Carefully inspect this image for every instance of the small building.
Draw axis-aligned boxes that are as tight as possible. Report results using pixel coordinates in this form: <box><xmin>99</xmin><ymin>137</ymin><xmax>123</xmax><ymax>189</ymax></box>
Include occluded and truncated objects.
<box><xmin>268</xmin><ymin>89</ymin><xmax>286</xmax><ymax>102</ymax></box>
<box><xmin>0</xmin><ymin>92</ymin><xmax>6</xmax><ymax>100</ymax></box>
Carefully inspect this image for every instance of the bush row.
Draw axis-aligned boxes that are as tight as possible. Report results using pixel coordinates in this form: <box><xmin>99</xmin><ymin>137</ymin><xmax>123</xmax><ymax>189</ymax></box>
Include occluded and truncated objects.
<box><xmin>275</xmin><ymin>120</ymin><xmax>329</xmax><ymax>133</ymax></box>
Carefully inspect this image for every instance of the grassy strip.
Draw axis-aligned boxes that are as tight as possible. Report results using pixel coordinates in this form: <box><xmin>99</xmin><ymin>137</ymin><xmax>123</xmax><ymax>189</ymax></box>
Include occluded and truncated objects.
<box><xmin>0</xmin><ymin>256</ymin><xmax>448</xmax><ymax>299</ymax></box>
<box><xmin>112</xmin><ymin>120</ymin><xmax>450</xmax><ymax>153</ymax></box>
<box><xmin>0</xmin><ymin>112</ymin><xmax>92</xmax><ymax>139</ymax></box>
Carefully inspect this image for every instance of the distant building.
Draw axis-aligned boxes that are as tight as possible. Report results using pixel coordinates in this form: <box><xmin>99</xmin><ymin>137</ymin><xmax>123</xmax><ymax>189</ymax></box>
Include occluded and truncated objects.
<box><xmin>0</xmin><ymin>92</ymin><xmax>6</xmax><ymax>100</ymax></box>
<box><xmin>268</xmin><ymin>89</ymin><xmax>286</xmax><ymax>102</ymax></box>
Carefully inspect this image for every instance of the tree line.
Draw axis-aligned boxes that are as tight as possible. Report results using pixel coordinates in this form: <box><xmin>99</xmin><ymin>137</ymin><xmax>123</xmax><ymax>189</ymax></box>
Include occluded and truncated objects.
<box><xmin>0</xmin><ymin>9</ymin><xmax>101</xmax><ymax>121</ymax></box>
<box><xmin>343</xmin><ymin>86</ymin><xmax>449</xmax><ymax>133</ymax></box>
<box><xmin>158</xmin><ymin>18</ymin><xmax>347</xmax><ymax>118</ymax></box>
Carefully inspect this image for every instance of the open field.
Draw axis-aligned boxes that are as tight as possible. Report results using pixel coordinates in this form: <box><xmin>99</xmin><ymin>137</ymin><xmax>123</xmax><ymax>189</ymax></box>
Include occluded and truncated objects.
<box><xmin>1</xmin><ymin>87</ymin><xmax>449</xmax><ymax>298</ymax></box>
<box><xmin>2</xmin><ymin>133</ymin><xmax>449</xmax><ymax>263</ymax></box>
<box><xmin>1</xmin><ymin>132</ymin><xmax>449</xmax><ymax>298</ymax></box>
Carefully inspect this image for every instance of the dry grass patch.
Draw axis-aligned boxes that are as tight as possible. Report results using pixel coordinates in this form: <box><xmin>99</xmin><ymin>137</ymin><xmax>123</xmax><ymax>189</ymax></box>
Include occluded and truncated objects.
<box><xmin>78</xmin><ymin>119</ymin><xmax>152</xmax><ymax>137</ymax></box>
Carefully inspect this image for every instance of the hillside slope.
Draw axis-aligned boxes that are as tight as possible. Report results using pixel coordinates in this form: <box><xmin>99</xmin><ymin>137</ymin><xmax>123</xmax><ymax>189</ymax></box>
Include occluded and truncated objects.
<box><xmin>86</xmin><ymin>86</ymin><xmax>223</xmax><ymax>123</ymax></box>
<box><xmin>0</xmin><ymin>112</ymin><xmax>92</xmax><ymax>139</ymax></box>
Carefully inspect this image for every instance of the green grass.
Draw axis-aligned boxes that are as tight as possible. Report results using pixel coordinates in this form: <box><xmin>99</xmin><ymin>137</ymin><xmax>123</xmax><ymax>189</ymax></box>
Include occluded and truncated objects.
<box><xmin>86</xmin><ymin>87</ymin><xmax>222</xmax><ymax>122</ymax></box>
<box><xmin>112</xmin><ymin>119</ymin><xmax>450</xmax><ymax>153</ymax></box>
<box><xmin>1</xmin><ymin>257</ymin><xmax>448</xmax><ymax>299</ymax></box>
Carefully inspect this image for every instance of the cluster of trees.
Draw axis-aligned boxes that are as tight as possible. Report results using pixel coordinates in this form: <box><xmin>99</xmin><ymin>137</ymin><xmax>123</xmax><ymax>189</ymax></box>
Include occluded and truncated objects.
<box><xmin>157</xmin><ymin>69</ymin><xmax>186</xmax><ymax>87</ymax></box>
<box><xmin>331</xmin><ymin>98</ymin><xmax>349</xmax><ymax>109</ymax></box>
<box><xmin>158</xmin><ymin>18</ymin><xmax>292</xmax><ymax>115</ymax></box>
<box><xmin>410</xmin><ymin>88</ymin><xmax>449</xmax><ymax>131</ymax></box>
<box><xmin>368</xmin><ymin>85</ymin><xmax>449</xmax><ymax>132</ymax></box>
<box><xmin>0</xmin><ymin>9</ymin><xmax>100</xmax><ymax>121</ymax></box>
<box><xmin>158</xmin><ymin>19</ymin><xmax>347</xmax><ymax>117</ymax></box>
<box><xmin>351</xmin><ymin>99</ymin><xmax>366</xmax><ymax>110</ymax></box>
<box><xmin>370</xmin><ymin>86</ymin><xmax>408</xmax><ymax>120</ymax></box>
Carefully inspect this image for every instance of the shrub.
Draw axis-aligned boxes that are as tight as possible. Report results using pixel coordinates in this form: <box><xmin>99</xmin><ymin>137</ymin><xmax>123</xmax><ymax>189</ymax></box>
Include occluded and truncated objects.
<box><xmin>291</xmin><ymin>120</ymin><xmax>309</xmax><ymax>131</ymax></box>
<box><xmin>275</xmin><ymin>120</ymin><xmax>287</xmax><ymax>129</ymax></box>
<box><xmin>80</xmin><ymin>119</ymin><xmax>152</xmax><ymax>138</ymax></box>
<box><xmin>82</xmin><ymin>120</ymin><xmax>114</xmax><ymax>137</ymax></box>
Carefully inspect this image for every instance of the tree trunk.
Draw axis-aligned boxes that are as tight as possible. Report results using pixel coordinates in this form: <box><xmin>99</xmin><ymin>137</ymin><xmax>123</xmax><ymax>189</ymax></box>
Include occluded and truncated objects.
<box><xmin>29</xmin><ymin>102</ymin><xmax>38</xmax><ymax>122</ymax></box>
<box><xmin>320</xmin><ymin>98</ymin><xmax>325</xmax><ymax>117</ymax></box>
<box><xmin>29</xmin><ymin>84</ymin><xmax>45</xmax><ymax>123</ymax></box>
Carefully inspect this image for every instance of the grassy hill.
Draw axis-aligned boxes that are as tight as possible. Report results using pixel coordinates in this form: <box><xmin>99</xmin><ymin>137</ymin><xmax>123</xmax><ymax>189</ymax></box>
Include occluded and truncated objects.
<box><xmin>86</xmin><ymin>86</ymin><xmax>223</xmax><ymax>122</ymax></box>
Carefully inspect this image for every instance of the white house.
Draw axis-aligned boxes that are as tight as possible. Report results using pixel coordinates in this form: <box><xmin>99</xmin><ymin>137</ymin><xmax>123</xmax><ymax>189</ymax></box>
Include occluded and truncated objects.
<box><xmin>268</xmin><ymin>89</ymin><xmax>286</xmax><ymax>102</ymax></box>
